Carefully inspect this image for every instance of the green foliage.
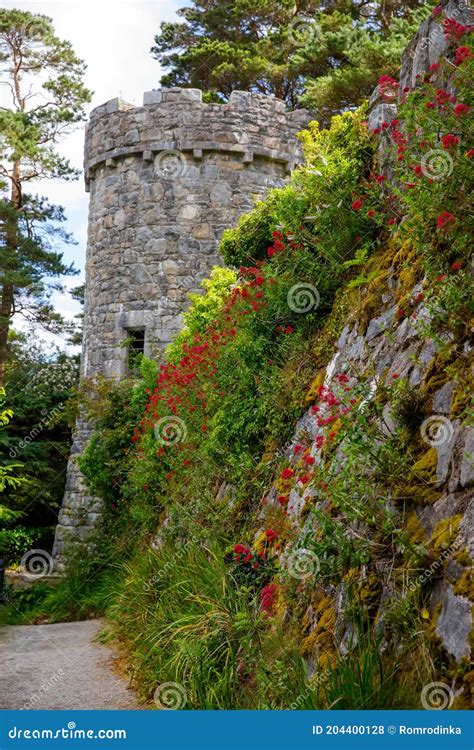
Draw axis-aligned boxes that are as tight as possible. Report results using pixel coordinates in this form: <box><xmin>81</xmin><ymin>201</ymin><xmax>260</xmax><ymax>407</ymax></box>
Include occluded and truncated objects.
<box><xmin>152</xmin><ymin>0</ymin><xmax>432</xmax><ymax>117</ymax></box>
<box><xmin>0</xmin><ymin>525</ymin><xmax>52</xmax><ymax>566</ymax></box>
<box><xmin>25</xmin><ymin>36</ymin><xmax>473</xmax><ymax>710</ymax></box>
<box><xmin>108</xmin><ymin>541</ymin><xmax>266</xmax><ymax>708</ymax></box>
<box><xmin>300</xmin><ymin>6</ymin><xmax>434</xmax><ymax>120</ymax></box>
<box><xmin>221</xmin><ymin>107</ymin><xmax>375</xmax><ymax>266</ymax></box>
<box><xmin>0</xmin><ymin>335</ymin><xmax>78</xmax><ymax>545</ymax></box>
<box><xmin>0</xmin><ymin>387</ymin><xmax>25</xmax><ymax>531</ymax></box>
<box><xmin>0</xmin><ymin>9</ymin><xmax>91</xmax><ymax>381</ymax></box>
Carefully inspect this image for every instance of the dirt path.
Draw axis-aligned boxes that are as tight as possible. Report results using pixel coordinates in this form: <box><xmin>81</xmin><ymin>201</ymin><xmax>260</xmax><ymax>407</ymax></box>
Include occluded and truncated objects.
<box><xmin>0</xmin><ymin>620</ymin><xmax>138</xmax><ymax>709</ymax></box>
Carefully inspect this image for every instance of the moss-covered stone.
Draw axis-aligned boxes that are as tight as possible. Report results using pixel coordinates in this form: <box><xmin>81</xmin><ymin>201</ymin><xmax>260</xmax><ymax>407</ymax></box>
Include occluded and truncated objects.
<box><xmin>429</xmin><ymin>515</ymin><xmax>463</xmax><ymax>556</ymax></box>
<box><xmin>454</xmin><ymin>568</ymin><xmax>474</xmax><ymax>601</ymax></box>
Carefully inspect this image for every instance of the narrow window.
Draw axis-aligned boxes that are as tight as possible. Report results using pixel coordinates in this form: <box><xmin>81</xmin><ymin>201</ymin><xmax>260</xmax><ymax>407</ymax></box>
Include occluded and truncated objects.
<box><xmin>126</xmin><ymin>328</ymin><xmax>145</xmax><ymax>373</ymax></box>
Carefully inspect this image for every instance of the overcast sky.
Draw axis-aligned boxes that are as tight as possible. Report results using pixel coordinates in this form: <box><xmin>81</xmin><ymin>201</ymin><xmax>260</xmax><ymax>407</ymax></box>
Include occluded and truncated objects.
<box><xmin>4</xmin><ymin>0</ymin><xmax>183</xmax><ymax>349</ymax></box>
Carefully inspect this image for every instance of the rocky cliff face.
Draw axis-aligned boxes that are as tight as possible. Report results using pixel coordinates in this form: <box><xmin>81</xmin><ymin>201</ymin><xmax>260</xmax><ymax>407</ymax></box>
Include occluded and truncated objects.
<box><xmin>257</xmin><ymin>0</ymin><xmax>473</xmax><ymax>700</ymax></box>
<box><xmin>265</xmin><ymin>253</ymin><xmax>472</xmax><ymax>671</ymax></box>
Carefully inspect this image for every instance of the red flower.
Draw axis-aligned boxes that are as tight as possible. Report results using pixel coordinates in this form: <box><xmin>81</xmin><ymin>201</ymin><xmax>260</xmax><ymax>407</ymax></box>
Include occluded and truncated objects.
<box><xmin>455</xmin><ymin>46</ymin><xmax>472</xmax><ymax>66</ymax></box>
<box><xmin>436</xmin><ymin>212</ymin><xmax>456</xmax><ymax>229</ymax></box>
<box><xmin>265</xmin><ymin>529</ymin><xmax>279</xmax><ymax>543</ymax></box>
<box><xmin>293</xmin><ymin>444</ymin><xmax>305</xmax><ymax>455</ymax></box>
<box><xmin>451</xmin><ymin>261</ymin><xmax>463</xmax><ymax>270</ymax></box>
<box><xmin>466</xmin><ymin>149</ymin><xmax>474</xmax><ymax>158</ymax></box>
<box><xmin>429</xmin><ymin>62</ymin><xmax>441</xmax><ymax>71</ymax></box>
<box><xmin>425</xmin><ymin>101</ymin><xmax>436</xmax><ymax>109</ymax></box>
<box><xmin>259</xmin><ymin>584</ymin><xmax>278</xmax><ymax>614</ymax></box>
<box><xmin>415</xmin><ymin>293</ymin><xmax>425</xmax><ymax>303</ymax></box>
<box><xmin>352</xmin><ymin>198</ymin><xmax>364</xmax><ymax>211</ymax></box>
<box><xmin>434</xmin><ymin>274</ymin><xmax>447</xmax><ymax>283</ymax></box>
<box><xmin>284</xmin><ymin>325</ymin><xmax>294</xmax><ymax>335</ymax></box>
<box><xmin>315</xmin><ymin>435</ymin><xmax>325</xmax><ymax>449</ymax></box>
<box><xmin>441</xmin><ymin>134</ymin><xmax>460</xmax><ymax>149</ymax></box>
<box><xmin>432</xmin><ymin>5</ymin><xmax>442</xmax><ymax>15</ymax></box>
<box><xmin>375</xmin><ymin>174</ymin><xmax>386</xmax><ymax>183</ymax></box>
<box><xmin>277</xmin><ymin>494</ymin><xmax>289</xmax><ymax>507</ymax></box>
<box><xmin>443</xmin><ymin>18</ymin><xmax>470</xmax><ymax>40</ymax></box>
<box><xmin>454</xmin><ymin>103</ymin><xmax>470</xmax><ymax>116</ymax></box>
<box><xmin>367</xmin><ymin>210</ymin><xmax>376</xmax><ymax>218</ymax></box>
<box><xmin>378</xmin><ymin>75</ymin><xmax>399</xmax><ymax>101</ymax></box>
<box><xmin>281</xmin><ymin>468</ymin><xmax>294</xmax><ymax>480</ymax></box>
<box><xmin>391</xmin><ymin>373</ymin><xmax>400</xmax><ymax>380</ymax></box>
<box><xmin>303</xmin><ymin>454</ymin><xmax>315</xmax><ymax>466</ymax></box>
<box><xmin>388</xmin><ymin>218</ymin><xmax>398</xmax><ymax>226</ymax></box>
<box><xmin>413</xmin><ymin>165</ymin><xmax>424</xmax><ymax>177</ymax></box>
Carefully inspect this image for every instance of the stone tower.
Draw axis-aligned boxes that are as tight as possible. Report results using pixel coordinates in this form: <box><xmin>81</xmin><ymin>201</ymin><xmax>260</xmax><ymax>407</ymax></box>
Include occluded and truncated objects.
<box><xmin>52</xmin><ymin>88</ymin><xmax>309</xmax><ymax>560</ymax></box>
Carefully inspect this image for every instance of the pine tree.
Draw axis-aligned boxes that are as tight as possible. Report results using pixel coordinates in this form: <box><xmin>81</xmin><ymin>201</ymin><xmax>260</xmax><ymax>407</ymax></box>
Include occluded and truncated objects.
<box><xmin>0</xmin><ymin>10</ymin><xmax>92</xmax><ymax>385</ymax></box>
<box><xmin>151</xmin><ymin>1</ymin><xmax>434</xmax><ymax>113</ymax></box>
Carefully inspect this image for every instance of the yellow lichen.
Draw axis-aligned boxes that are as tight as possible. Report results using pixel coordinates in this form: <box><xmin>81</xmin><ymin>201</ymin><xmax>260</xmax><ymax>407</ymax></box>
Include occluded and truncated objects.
<box><xmin>301</xmin><ymin>593</ymin><xmax>336</xmax><ymax>670</ymax></box>
<box><xmin>405</xmin><ymin>511</ymin><xmax>425</xmax><ymax>544</ymax></box>
<box><xmin>410</xmin><ymin>448</ymin><xmax>438</xmax><ymax>482</ymax></box>
<box><xmin>454</xmin><ymin>568</ymin><xmax>474</xmax><ymax>601</ymax></box>
<box><xmin>306</xmin><ymin>369</ymin><xmax>327</xmax><ymax>403</ymax></box>
<box><xmin>429</xmin><ymin>515</ymin><xmax>462</xmax><ymax>556</ymax></box>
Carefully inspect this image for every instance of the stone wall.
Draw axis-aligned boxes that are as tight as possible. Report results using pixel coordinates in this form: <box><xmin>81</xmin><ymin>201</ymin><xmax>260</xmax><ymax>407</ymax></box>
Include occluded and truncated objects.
<box><xmin>264</xmin><ymin>0</ymin><xmax>473</xmax><ymax>672</ymax></box>
<box><xmin>267</xmin><ymin>277</ymin><xmax>472</xmax><ymax>666</ymax></box>
<box><xmin>52</xmin><ymin>89</ymin><xmax>309</xmax><ymax>562</ymax></box>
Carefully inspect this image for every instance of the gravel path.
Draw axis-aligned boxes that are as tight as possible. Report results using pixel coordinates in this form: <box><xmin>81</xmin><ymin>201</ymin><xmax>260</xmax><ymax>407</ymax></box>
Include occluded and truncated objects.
<box><xmin>0</xmin><ymin>620</ymin><xmax>138</xmax><ymax>709</ymax></box>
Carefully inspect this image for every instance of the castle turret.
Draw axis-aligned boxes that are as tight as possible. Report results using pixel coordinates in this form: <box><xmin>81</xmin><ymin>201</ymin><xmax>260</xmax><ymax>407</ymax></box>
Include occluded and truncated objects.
<box><xmin>53</xmin><ymin>88</ymin><xmax>310</xmax><ymax>561</ymax></box>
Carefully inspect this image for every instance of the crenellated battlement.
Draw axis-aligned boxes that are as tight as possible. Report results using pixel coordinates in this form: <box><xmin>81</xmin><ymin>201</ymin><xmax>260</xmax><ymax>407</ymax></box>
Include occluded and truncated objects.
<box><xmin>84</xmin><ymin>88</ymin><xmax>309</xmax><ymax>190</ymax></box>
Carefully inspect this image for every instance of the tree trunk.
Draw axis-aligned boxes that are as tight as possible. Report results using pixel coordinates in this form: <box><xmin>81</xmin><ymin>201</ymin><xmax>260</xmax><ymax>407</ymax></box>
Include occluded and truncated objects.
<box><xmin>0</xmin><ymin>161</ymin><xmax>21</xmax><ymax>387</ymax></box>
<box><xmin>0</xmin><ymin>283</ymin><xmax>14</xmax><ymax>387</ymax></box>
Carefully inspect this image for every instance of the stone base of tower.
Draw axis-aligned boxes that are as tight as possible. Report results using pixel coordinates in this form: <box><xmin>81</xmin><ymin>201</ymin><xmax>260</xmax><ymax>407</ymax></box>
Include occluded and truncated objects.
<box><xmin>52</xmin><ymin>416</ymin><xmax>103</xmax><ymax>569</ymax></box>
